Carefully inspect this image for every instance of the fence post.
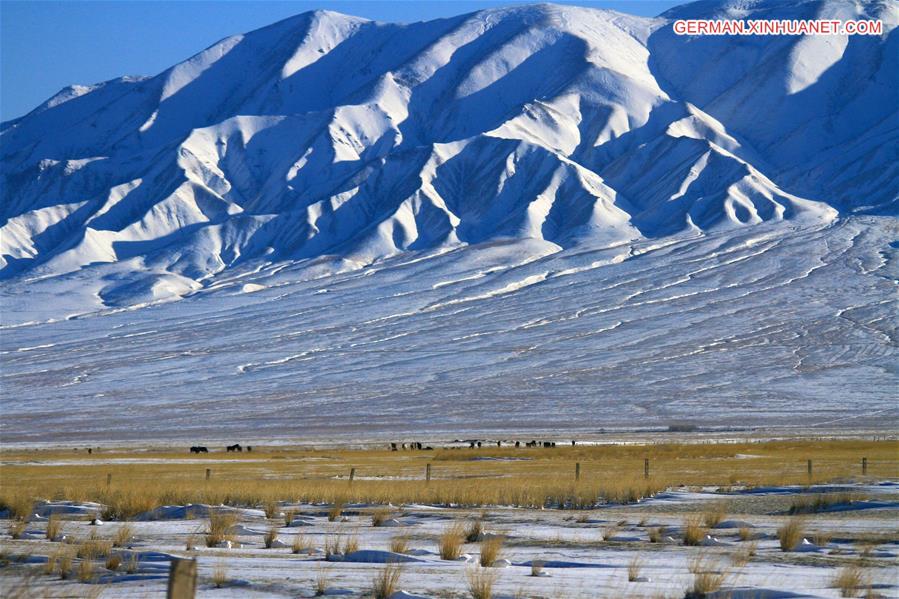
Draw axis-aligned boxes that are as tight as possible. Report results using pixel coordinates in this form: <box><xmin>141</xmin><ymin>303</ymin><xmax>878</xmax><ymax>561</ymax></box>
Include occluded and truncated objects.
<box><xmin>107</xmin><ymin>473</ymin><xmax>112</xmax><ymax>487</ymax></box>
<box><xmin>205</xmin><ymin>468</ymin><xmax>211</xmax><ymax>481</ymax></box>
<box><xmin>349</xmin><ymin>468</ymin><xmax>356</xmax><ymax>482</ymax></box>
<box><xmin>807</xmin><ymin>459</ymin><xmax>812</xmax><ymax>478</ymax></box>
<box><xmin>644</xmin><ymin>458</ymin><xmax>649</xmax><ymax>480</ymax></box>
<box><xmin>166</xmin><ymin>557</ymin><xmax>197</xmax><ymax>599</ymax></box>
<box><xmin>426</xmin><ymin>463</ymin><xmax>431</xmax><ymax>483</ymax></box>
<box><xmin>575</xmin><ymin>462</ymin><xmax>581</xmax><ymax>481</ymax></box>
<box><xmin>862</xmin><ymin>457</ymin><xmax>867</xmax><ymax>476</ymax></box>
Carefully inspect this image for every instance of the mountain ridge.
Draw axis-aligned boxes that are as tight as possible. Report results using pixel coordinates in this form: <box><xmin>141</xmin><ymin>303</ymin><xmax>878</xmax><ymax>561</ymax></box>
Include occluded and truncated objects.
<box><xmin>1</xmin><ymin>0</ymin><xmax>895</xmax><ymax>311</ymax></box>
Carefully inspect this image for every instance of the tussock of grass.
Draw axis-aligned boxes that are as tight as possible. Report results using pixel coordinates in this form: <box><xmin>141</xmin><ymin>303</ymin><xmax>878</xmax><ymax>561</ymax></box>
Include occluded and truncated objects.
<box><xmin>777</xmin><ymin>517</ymin><xmax>806</xmax><ymax>552</ymax></box>
<box><xmin>46</xmin><ymin>514</ymin><xmax>62</xmax><ymax>540</ymax></box>
<box><xmin>702</xmin><ymin>503</ymin><xmax>727</xmax><ymax>528</ymax></box>
<box><xmin>479</xmin><ymin>536</ymin><xmax>503</xmax><ymax>567</ymax></box>
<box><xmin>371</xmin><ymin>507</ymin><xmax>392</xmax><ymax>527</ymax></box>
<box><xmin>627</xmin><ymin>555</ymin><xmax>643</xmax><ymax>582</ymax></box>
<box><xmin>648</xmin><ymin>525</ymin><xmax>666</xmax><ymax>543</ymax></box>
<box><xmin>77</xmin><ymin>539</ymin><xmax>112</xmax><ymax>559</ymax></box>
<box><xmin>731</xmin><ymin>541</ymin><xmax>757</xmax><ymax>567</ymax></box>
<box><xmin>812</xmin><ymin>530</ymin><xmax>832</xmax><ymax>547</ymax></box>
<box><xmin>292</xmin><ymin>533</ymin><xmax>311</xmax><ymax>554</ymax></box>
<box><xmin>439</xmin><ymin>523</ymin><xmax>465</xmax><ymax>560</ymax></box>
<box><xmin>212</xmin><ymin>562</ymin><xmax>228</xmax><ymax>588</ymax></box>
<box><xmin>465</xmin><ymin>518</ymin><xmax>485</xmax><ymax>543</ymax></box>
<box><xmin>77</xmin><ymin>557</ymin><xmax>94</xmax><ymax>583</ymax></box>
<box><xmin>683</xmin><ymin>515</ymin><xmax>707</xmax><ymax>546</ymax></box>
<box><xmin>343</xmin><ymin>533</ymin><xmax>359</xmax><ymax>554</ymax></box>
<box><xmin>284</xmin><ymin>508</ymin><xmax>296</xmax><ymax>527</ymax></box>
<box><xmin>2</xmin><ymin>496</ymin><xmax>34</xmax><ymax>521</ymax></box>
<box><xmin>315</xmin><ymin>565</ymin><xmax>329</xmax><ymax>596</ymax></box>
<box><xmin>467</xmin><ymin>565</ymin><xmax>498</xmax><ymax>599</ymax></box>
<box><xmin>9</xmin><ymin>520</ymin><xmax>26</xmax><ymax>539</ymax></box>
<box><xmin>58</xmin><ymin>550</ymin><xmax>73</xmax><ymax>580</ymax></box>
<box><xmin>125</xmin><ymin>552</ymin><xmax>139</xmax><ymax>574</ymax></box>
<box><xmin>205</xmin><ymin>510</ymin><xmax>237</xmax><ymax>547</ymax></box>
<box><xmin>263</xmin><ymin>500</ymin><xmax>280</xmax><ymax>520</ymax></box>
<box><xmin>371</xmin><ymin>562</ymin><xmax>402</xmax><ymax>599</ymax></box>
<box><xmin>263</xmin><ymin>525</ymin><xmax>279</xmax><ymax>549</ymax></box>
<box><xmin>601</xmin><ymin>522</ymin><xmax>621</xmax><ymax>541</ymax></box>
<box><xmin>327</xmin><ymin>502</ymin><xmax>343</xmax><ymax>522</ymax></box>
<box><xmin>738</xmin><ymin>526</ymin><xmax>754</xmax><ymax>541</ymax></box>
<box><xmin>112</xmin><ymin>523</ymin><xmax>133</xmax><ymax>548</ymax></box>
<box><xmin>686</xmin><ymin>555</ymin><xmax>727</xmax><ymax>598</ymax></box>
<box><xmin>389</xmin><ymin>534</ymin><xmax>410</xmax><ymax>554</ymax></box>
<box><xmin>105</xmin><ymin>553</ymin><xmax>122</xmax><ymax>571</ymax></box>
<box><xmin>324</xmin><ymin>534</ymin><xmax>340</xmax><ymax>558</ymax></box>
<box><xmin>832</xmin><ymin>562</ymin><xmax>868</xmax><ymax>597</ymax></box>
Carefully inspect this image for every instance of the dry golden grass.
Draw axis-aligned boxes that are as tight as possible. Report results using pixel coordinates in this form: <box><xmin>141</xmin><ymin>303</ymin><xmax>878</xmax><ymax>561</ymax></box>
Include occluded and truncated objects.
<box><xmin>687</xmin><ymin>555</ymin><xmax>727</xmax><ymax>597</ymax></box>
<box><xmin>731</xmin><ymin>541</ymin><xmax>757</xmax><ymax>567</ymax></box>
<box><xmin>738</xmin><ymin>526</ymin><xmax>754</xmax><ymax>541</ymax></box>
<box><xmin>789</xmin><ymin>492</ymin><xmax>866</xmax><ymax>515</ymax></box>
<box><xmin>263</xmin><ymin>525</ymin><xmax>279</xmax><ymax>549</ymax></box>
<box><xmin>125</xmin><ymin>552</ymin><xmax>139</xmax><ymax>574</ymax></box>
<box><xmin>627</xmin><ymin>555</ymin><xmax>643</xmax><ymax>581</ymax></box>
<box><xmin>683</xmin><ymin>515</ymin><xmax>707</xmax><ymax>546</ymax></box>
<box><xmin>77</xmin><ymin>538</ymin><xmax>111</xmax><ymax>559</ymax></box>
<box><xmin>212</xmin><ymin>562</ymin><xmax>228</xmax><ymax>588</ymax></box>
<box><xmin>9</xmin><ymin>520</ymin><xmax>26</xmax><ymax>539</ymax></box>
<box><xmin>811</xmin><ymin>530</ymin><xmax>833</xmax><ymax>547</ymax></box>
<box><xmin>284</xmin><ymin>508</ymin><xmax>296</xmax><ymax>527</ymax></box>
<box><xmin>205</xmin><ymin>510</ymin><xmax>238</xmax><ymax>547</ymax></box>
<box><xmin>343</xmin><ymin>532</ymin><xmax>359</xmax><ymax>554</ymax></box>
<box><xmin>648</xmin><ymin>525</ymin><xmax>666</xmax><ymax>543</ymax></box>
<box><xmin>323</xmin><ymin>534</ymin><xmax>340</xmax><ymax>558</ymax></box>
<box><xmin>601</xmin><ymin>522</ymin><xmax>622</xmax><ymax>541</ymax></box>
<box><xmin>479</xmin><ymin>536</ymin><xmax>504</xmax><ymax>567</ymax></box>
<box><xmin>112</xmin><ymin>523</ymin><xmax>133</xmax><ymax>548</ymax></box>
<box><xmin>292</xmin><ymin>533</ymin><xmax>311</xmax><ymax>554</ymax></box>
<box><xmin>389</xmin><ymin>534</ymin><xmax>410</xmax><ymax>554</ymax></box>
<box><xmin>58</xmin><ymin>549</ymin><xmax>73</xmax><ymax>580</ymax></box>
<box><xmin>833</xmin><ymin>562</ymin><xmax>868</xmax><ymax>597</ymax></box>
<box><xmin>77</xmin><ymin>558</ymin><xmax>94</xmax><ymax>583</ymax></box>
<box><xmin>263</xmin><ymin>500</ymin><xmax>279</xmax><ymax>520</ymax></box>
<box><xmin>371</xmin><ymin>562</ymin><xmax>403</xmax><ymax>599</ymax></box>
<box><xmin>314</xmin><ymin>565</ymin><xmax>330</xmax><ymax>596</ymax></box>
<box><xmin>0</xmin><ymin>440</ymin><xmax>894</xmax><ymax>521</ymax></box>
<box><xmin>46</xmin><ymin>514</ymin><xmax>62</xmax><ymax>540</ymax></box>
<box><xmin>327</xmin><ymin>502</ymin><xmax>344</xmax><ymax>522</ymax></box>
<box><xmin>777</xmin><ymin>517</ymin><xmax>806</xmax><ymax>552</ymax></box>
<box><xmin>465</xmin><ymin>518</ymin><xmax>485</xmax><ymax>542</ymax></box>
<box><xmin>702</xmin><ymin>502</ymin><xmax>727</xmax><ymax>528</ymax></box>
<box><xmin>105</xmin><ymin>553</ymin><xmax>122</xmax><ymax>571</ymax></box>
<box><xmin>440</xmin><ymin>523</ymin><xmax>465</xmax><ymax>560</ymax></box>
<box><xmin>467</xmin><ymin>565</ymin><xmax>498</xmax><ymax>599</ymax></box>
<box><xmin>371</xmin><ymin>507</ymin><xmax>392</xmax><ymax>527</ymax></box>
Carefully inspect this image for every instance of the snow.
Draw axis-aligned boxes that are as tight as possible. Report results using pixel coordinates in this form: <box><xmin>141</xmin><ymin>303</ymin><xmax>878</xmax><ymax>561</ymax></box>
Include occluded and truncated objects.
<box><xmin>2</xmin><ymin>483</ymin><xmax>898</xmax><ymax>597</ymax></box>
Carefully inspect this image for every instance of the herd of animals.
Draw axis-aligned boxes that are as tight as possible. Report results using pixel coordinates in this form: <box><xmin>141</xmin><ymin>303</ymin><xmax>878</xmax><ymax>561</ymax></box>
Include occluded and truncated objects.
<box><xmin>72</xmin><ymin>440</ymin><xmax>577</xmax><ymax>455</ymax></box>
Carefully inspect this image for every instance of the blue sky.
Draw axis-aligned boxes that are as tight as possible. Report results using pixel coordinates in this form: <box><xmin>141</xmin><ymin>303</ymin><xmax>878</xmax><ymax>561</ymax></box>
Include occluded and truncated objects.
<box><xmin>1</xmin><ymin>0</ymin><xmax>686</xmax><ymax>122</ymax></box>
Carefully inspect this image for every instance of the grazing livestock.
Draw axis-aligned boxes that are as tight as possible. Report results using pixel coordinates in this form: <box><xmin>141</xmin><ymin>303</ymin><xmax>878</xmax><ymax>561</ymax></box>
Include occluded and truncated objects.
<box><xmin>390</xmin><ymin>443</ymin><xmax>398</xmax><ymax>451</ymax></box>
<box><xmin>515</xmin><ymin>441</ymin><xmax>520</xmax><ymax>448</ymax></box>
<box><xmin>190</xmin><ymin>446</ymin><xmax>209</xmax><ymax>454</ymax></box>
<box><xmin>226</xmin><ymin>444</ymin><xmax>243</xmax><ymax>452</ymax></box>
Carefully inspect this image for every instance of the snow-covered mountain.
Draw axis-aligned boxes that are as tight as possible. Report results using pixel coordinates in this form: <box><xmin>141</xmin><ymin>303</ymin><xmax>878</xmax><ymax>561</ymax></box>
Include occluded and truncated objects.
<box><xmin>1</xmin><ymin>0</ymin><xmax>897</xmax><ymax>442</ymax></box>
<box><xmin>3</xmin><ymin>0</ymin><xmax>895</xmax><ymax>308</ymax></box>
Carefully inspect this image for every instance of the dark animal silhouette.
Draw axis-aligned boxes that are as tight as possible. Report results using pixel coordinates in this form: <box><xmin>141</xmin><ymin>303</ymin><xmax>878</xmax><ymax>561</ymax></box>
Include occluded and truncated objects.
<box><xmin>515</xmin><ymin>441</ymin><xmax>520</xmax><ymax>448</ymax></box>
<box><xmin>226</xmin><ymin>444</ymin><xmax>242</xmax><ymax>452</ymax></box>
<box><xmin>190</xmin><ymin>446</ymin><xmax>209</xmax><ymax>453</ymax></box>
<box><xmin>390</xmin><ymin>443</ymin><xmax>398</xmax><ymax>451</ymax></box>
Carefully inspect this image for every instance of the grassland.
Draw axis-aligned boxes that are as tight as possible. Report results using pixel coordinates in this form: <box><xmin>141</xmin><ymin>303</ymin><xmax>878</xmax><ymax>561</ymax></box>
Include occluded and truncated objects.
<box><xmin>1</xmin><ymin>439</ymin><xmax>896</xmax><ymax>520</ymax></box>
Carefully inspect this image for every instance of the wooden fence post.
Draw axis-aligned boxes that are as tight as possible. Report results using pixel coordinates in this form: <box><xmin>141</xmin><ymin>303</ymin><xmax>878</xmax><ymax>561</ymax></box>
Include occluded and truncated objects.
<box><xmin>426</xmin><ymin>463</ymin><xmax>431</xmax><ymax>483</ymax></box>
<box><xmin>349</xmin><ymin>468</ymin><xmax>356</xmax><ymax>482</ymax></box>
<box><xmin>862</xmin><ymin>457</ymin><xmax>867</xmax><ymax>476</ymax></box>
<box><xmin>644</xmin><ymin>458</ymin><xmax>649</xmax><ymax>480</ymax></box>
<box><xmin>106</xmin><ymin>473</ymin><xmax>112</xmax><ymax>487</ymax></box>
<box><xmin>807</xmin><ymin>459</ymin><xmax>813</xmax><ymax>478</ymax></box>
<box><xmin>205</xmin><ymin>468</ymin><xmax>211</xmax><ymax>481</ymax></box>
<box><xmin>575</xmin><ymin>462</ymin><xmax>581</xmax><ymax>481</ymax></box>
<box><xmin>166</xmin><ymin>557</ymin><xmax>197</xmax><ymax>599</ymax></box>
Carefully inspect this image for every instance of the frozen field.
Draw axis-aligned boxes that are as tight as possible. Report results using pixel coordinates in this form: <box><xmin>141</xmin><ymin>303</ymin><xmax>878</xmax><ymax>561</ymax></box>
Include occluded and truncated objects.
<box><xmin>2</xmin><ymin>482</ymin><xmax>898</xmax><ymax>598</ymax></box>
<box><xmin>2</xmin><ymin>216</ymin><xmax>897</xmax><ymax>444</ymax></box>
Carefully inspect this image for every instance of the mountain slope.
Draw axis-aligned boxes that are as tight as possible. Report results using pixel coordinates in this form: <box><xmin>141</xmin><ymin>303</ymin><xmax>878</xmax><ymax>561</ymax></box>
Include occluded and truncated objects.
<box><xmin>5</xmin><ymin>1</ymin><xmax>892</xmax><ymax>310</ymax></box>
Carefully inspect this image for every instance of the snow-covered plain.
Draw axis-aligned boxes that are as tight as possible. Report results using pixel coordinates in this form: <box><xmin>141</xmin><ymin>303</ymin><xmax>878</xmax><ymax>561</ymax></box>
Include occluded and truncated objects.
<box><xmin>2</xmin><ymin>483</ymin><xmax>898</xmax><ymax>597</ymax></box>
